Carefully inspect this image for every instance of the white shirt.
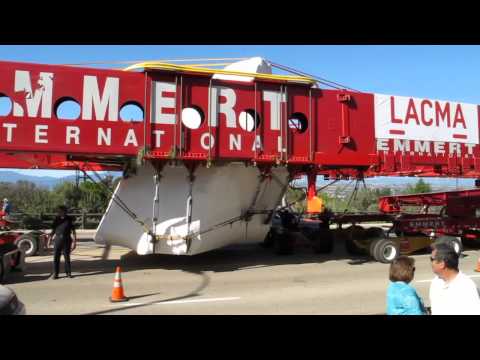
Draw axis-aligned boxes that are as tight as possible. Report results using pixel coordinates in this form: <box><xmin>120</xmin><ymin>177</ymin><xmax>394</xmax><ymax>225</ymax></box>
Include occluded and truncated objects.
<box><xmin>429</xmin><ymin>271</ymin><xmax>480</xmax><ymax>315</ymax></box>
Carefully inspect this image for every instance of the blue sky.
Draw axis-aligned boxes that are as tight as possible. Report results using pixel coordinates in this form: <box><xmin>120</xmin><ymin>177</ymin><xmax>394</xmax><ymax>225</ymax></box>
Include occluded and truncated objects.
<box><xmin>0</xmin><ymin>45</ymin><xmax>479</xmax><ymax>180</ymax></box>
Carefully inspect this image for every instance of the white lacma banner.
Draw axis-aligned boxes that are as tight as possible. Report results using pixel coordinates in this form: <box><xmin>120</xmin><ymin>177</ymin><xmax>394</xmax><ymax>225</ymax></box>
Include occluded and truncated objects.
<box><xmin>374</xmin><ymin>94</ymin><xmax>479</xmax><ymax>144</ymax></box>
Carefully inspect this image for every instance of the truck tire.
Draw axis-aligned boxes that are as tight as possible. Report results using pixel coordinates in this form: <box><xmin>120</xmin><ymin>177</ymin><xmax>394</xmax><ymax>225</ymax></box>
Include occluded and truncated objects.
<box><xmin>0</xmin><ymin>260</ymin><xmax>4</xmax><ymax>283</ymax></box>
<box><xmin>261</xmin><ymin>230</ymin><xmax>275</xmax><ymax>248</ymax></box>
<box><xmin>365</xmin><ymin>227</ymin><xmax>384</xmax><ymax>239</ymax></box>
<box><xmin>436</xmin><ymin>235</ymin><xmax>463</xmax><ymax>255</ymax></box>
<box><xmin>11</xmin><ymin>251</ymin><xmax>25</xmax><ymax>271</ymax></box>
<box><xmin>349</xmin><ymin>225</ymin><xmax>366</xmax><ymax>240</ymax></box>
<box><xmin>301</xmin><ymin>227</ymin><xmax>315</xmax><ymax>240</ymax></box>
<box><xmin>274</xmin><ymin>233</ymin><xmax>295</xmax><ymax>255</ymax></box>
<box><xmin>373</xmin><ymin>238</ymin><xmax>399</xmax><ymax>263</ymax></box>
<box><xmin>451</xmin><ymin>238</ymin><xmax>463</xmax><ymax>255</ymax></box>
<box><xmin>311</xmin><ymin>229</ymin><xmax>334</xmax><ymax>254</ymax></box>
<box><xmin>345</xmin><ymin>238</ymin><xmax>366</xmax><ymax>255</ymax></box>
<box><xmin>15</xmin><ymin>234</ymin><xmax>38</xmax><ymax>257</ymax></box>
<box><xmin>345</xmin><ymin>225</ymin><xmax>367</xmax><ymax>255</ymax></box>
<box><xmin>461</xmin><ymin>233</ymin><xmax>480</xmax><ymax>248</ymax></box>
<box><xmin>334</xmin><ymin>229</ymin><xmax>348</xmax><ymax>241</ymax></box>
<box><xmin>367</xmin><ymin>228</ymin><xmax>387</xmax><ymax>258</ymax></box>
<box><xmin>369</xmin><ymin>237</ymin><xmax>382</xmax><ymax>258</ymax></box>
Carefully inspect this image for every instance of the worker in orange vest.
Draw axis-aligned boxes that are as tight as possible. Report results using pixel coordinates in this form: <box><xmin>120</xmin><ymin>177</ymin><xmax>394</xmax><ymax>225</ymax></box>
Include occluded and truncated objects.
<box><xmin>307</xmin><ymin>194</ymin><xmax>325</xmax><ymax>214</ymax></box>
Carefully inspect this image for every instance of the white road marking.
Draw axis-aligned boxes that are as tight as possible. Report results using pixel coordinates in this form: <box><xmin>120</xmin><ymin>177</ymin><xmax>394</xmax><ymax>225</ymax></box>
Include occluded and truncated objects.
<box><xmin>416</xmin><ymin>279</ymin><xmax>434</xmax><ymax>283</ymax></box>
<box><xmin>155</xmin><ymin>297</ymin><xmax>241</xmax><ymax>305</ymax></box>
<box><xmin>416</xmin><ymin>274</ymin><xmax>480</xmax><ymax>283</ymax></box>
<box><xmin>109</xmin><ymin>302</ymin><xmax>144</xmax><ymax>306</ymax></box>
<box><xmin>108</xmin><ymin>297</ymin><xmax>241</xmax><ymax>307</ymax></box>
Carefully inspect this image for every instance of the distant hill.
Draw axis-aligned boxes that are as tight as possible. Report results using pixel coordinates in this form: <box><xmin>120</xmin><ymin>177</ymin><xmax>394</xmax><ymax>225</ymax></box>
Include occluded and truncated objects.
<box><xmin>293</xmin><ymin>175</ymin><xmax>476</xmax><ymax>190</ymax></box>
<box><xmin>0</xmin><ymin>171</ymin><xmax>77</xmax><ymax>188</ymax></box>
<box><xmin>0</xmin><ymin>170</ymin><xmax>476</xmax><ymax>192</ymax></box>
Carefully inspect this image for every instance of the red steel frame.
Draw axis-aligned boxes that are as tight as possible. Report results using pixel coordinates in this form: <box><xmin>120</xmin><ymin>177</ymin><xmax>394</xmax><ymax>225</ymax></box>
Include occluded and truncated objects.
<box><xmin>378</xmin><ymin>188</ymin><xmax>480</xmax><ymax>213</ymax></box>
<box><xmin>0</xmin><ymin>60</ymin><xmax>478</xmax><ymax>180</ymax></box>
<box><xmin>378</xmin><ymin>189</ymin><xmax>480</xmax><ymax>239</ymax></box>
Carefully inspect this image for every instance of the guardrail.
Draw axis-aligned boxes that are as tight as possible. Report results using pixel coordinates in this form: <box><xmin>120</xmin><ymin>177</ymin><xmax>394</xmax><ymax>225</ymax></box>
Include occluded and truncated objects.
<box><xmin>9</xmin><ymin>212</ymin><xmax>103</xmax><ymax>230</ymax></box>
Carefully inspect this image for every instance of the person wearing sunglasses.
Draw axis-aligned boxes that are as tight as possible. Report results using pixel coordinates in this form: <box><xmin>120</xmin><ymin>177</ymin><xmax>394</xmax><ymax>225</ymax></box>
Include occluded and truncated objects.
<box><xmin>429</xmin><ymin>241</ymin><xmax>480</xmax><ymax>315</ymax></box>
<box><xmin>387</xmin><ymin>256</ymin><xmax>427</xmax><ymax>315</ymax></box>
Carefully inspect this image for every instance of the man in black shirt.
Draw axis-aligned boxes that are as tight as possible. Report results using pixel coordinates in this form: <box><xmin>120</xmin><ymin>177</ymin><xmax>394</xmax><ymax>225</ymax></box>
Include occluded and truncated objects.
<box><xmin>48</xmin><ymin>205</ymin><xmax>77</xmax><ymax>279</ymax></box>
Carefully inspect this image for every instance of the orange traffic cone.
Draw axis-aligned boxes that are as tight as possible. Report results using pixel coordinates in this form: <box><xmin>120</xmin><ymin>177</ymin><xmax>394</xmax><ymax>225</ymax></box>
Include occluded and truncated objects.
<box><xmin>109</xmin><ymin>266</ymin><xmax>129</xmax><ymax>302</ymax></box>
<box><xmin>475</xmin><ymin>258</ymin><xmax>480</xmax><ymax>273</ymax></box>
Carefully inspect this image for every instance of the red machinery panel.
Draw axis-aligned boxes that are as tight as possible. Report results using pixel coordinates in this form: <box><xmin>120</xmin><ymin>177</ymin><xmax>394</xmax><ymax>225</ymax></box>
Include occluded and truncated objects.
<box><xmin>314</xmin><ymin>90</ymin><xmax>377</xmax><ymax>168</ymax></box>
<box><xmin>0</xmin><ymin>60</ymin><xmax>479</xmax><ymax>179</ymax></box>
<box><xmin>0</xmin><ymin>60</ymin><xmax>145</xmax><ymax>158</ymax></box>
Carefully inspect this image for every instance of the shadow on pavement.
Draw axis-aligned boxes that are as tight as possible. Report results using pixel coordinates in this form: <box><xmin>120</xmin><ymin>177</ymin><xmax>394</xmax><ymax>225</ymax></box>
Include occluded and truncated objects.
<box><xmin>114</xmin><ymin>238</ymin><xmax>383</xmax><ymax>274</ymax></box>
<box><xmin>1</xmin><ymin>238</ymin><xmax>392</xmax><ymax>286</ymax></box>
<box><xmin>347</xmin><ymin>258</ymin><xmax>376</xmax><ymax>265</ymax></box>
<box><xmin>7</xmin><ymin>237</ymin><xmax>477</xmax><ymax>286</ymax></box>
<box><xmin>4</xmin><ymin>258</ymin><xmax>124</xmax><ymax>285</ymax></box>
<box><xmin>84</xmin><ymin>271</ymin><xmax>210</xmax><ymax>315</ymax></box>
<box><xmin>128</xmin><ymin>292</ymin><xmax>163</xmax><ymax>300</ymax></box>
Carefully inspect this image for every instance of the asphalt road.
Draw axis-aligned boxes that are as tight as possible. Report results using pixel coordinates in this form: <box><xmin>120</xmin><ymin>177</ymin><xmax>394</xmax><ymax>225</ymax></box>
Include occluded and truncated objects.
<box><xmin>4</xmin><ymin>235</ymin><xmax>480</xmax><ymax>315</ymax></box>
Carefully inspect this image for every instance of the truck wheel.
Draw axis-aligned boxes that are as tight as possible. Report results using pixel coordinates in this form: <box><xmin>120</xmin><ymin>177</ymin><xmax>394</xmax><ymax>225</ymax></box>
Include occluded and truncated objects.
<box><xmin>345</xmin><ymin>237</ymin><xmax>366</xmax><ymax>255</ymax></box>
<box><xmin>301</xmin><ymin>227</ymin><xmax>315</xmax><ymax>240</ymax></box>
<box><xmin>274</xmin><ymin>233</ymin><xmax>295</xmax><ymax>255</ymax></box>
<box><xmin>261</xmin><ymin>230</ymin><xmax>275</xmax><ymax>248</ymax></box>
<box><xmin>311</xmin><ymin>229</ymin><xmax>334</xmax><ymax>254</ymax></box>
<box><xmin>369</xmin><ymin>237</ymin><xmax>382</xmax><ymax>258</ymax></box>
<box><xmin>436</xmin><ymin>236</ymin><xmax>463</xmax><ymax>255</ymax></box>
<box><xmin>15</xmin><ymin>235</ymin><xmax>38</xmax><ymax>257</ymax></box>
<box><xmin>365</xmin><ymin>227</ymin><xmax>384</xmax><ymax>239</ymax></box>
<box><xmin>11</xmin><ymin>251</ymin><xmax>25</xmax><ymax>271</ymax></box>
<box><xmin>373</xmin><ymin>238</ymin><xmax>399</xmax><ymax>263</ymax></box>
<box><xmin>349</xmin><ymin>225</ymin><xmax>366</xmax><ymax>240</ymax></box>
<box><xmin>334</xmin><ymin>229</ymin><xmax>348</xmax><ymax>241</ymax></box>
<box><xmin>345</xmin><ymin>226</ymin><xmax>367</xmax><ymax>255</ymax></box>
<box><xmin>461</xmin><ymin>233</ymin><xmax>480</xmax><ymax>248</ymax></box>
<box><xmin>367</xmin><ymin>228</ymin><xmax>387</xmax><ymax>258</ymax></box>
<box><xmin>0</xmin><ymin>260</ymin><xmax>4</xmax><ymax>284</ymax></box>
<box><xmin>451</xmin><ymin>238</ymin><xmax>463</xmax><ymax>255</ymax></box>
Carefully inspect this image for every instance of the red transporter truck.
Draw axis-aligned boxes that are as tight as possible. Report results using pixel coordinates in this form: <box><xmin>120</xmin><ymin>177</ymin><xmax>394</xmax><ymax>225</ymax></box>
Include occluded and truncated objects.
<box><xmin>294</xmin><ymin>187</ymin><xmax>480</xmax><ymax>264</ymax></box>
<box><xmin>379</xmin><ymin>188</ymin><xmax>480</xmax><ymax>254</ymax></box>
<box><xmin>0</xmin><ymin>57</ymin><xmax>480</xmax><ymax>259</ymax></box>
<box><xmin>0</xmin><ymin>210</ymin><xmax>48</xmax><ymax>257</ymax></box>
<box><xmin>0</xmin><ymin>212</ymin><xmax>28</xmax><ymax>283</ymax></box>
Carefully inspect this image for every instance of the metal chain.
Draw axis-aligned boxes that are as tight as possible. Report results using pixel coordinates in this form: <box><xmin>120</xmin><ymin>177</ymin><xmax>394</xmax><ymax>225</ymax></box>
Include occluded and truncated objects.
<box><xmin>151</xmin><ymin>168</ymin><xmax>162</xmax><ymax>251</ymax></box>
<box><xmin>80</xmin><ymin>168</ymin><xmax>151</xmax><ymax>234</ymax></box>
<box><xmin>343</xmin><ymin>179</ymin><xmax>361</xmax><ymax>214</ymax></box>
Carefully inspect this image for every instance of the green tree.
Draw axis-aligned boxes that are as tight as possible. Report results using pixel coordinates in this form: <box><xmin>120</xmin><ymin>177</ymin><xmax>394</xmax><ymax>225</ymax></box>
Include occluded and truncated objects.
<box><xmin>1</xmin><ymin>181</ymin><xmax>52</xmax><ymax>214</ymax></box>
<box><xmin>51</xmin><ymin>182</ymin><xmax>82</xmax><ymax>210</ymax></box>
<box><xmin>78</xmin><ymin>177</ymin><xmax>115</xmax><ymax>213</ymax></box>
<box><xmin>0</xmin><ymin>175</ymin><xmax>120</xmax><ymax>228</ymax></box>
<box><xmin>319</xmin><ymin>186</ymin><xmax>393</xmax><ymax>213</ymax></box>
<box><xmin>0</xmin><ymin>175</ymin><xmax>120</xmax><ymax>215</ymax></box>
<box><xmin>285</xmin><ymin>187</ymin><xmax>306</xmax><ymax>212</ymax></box>
<box><xmin>404</xmin><ymin>179</ymin><xmax>432</xmax><ymax>195</ymax></box>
